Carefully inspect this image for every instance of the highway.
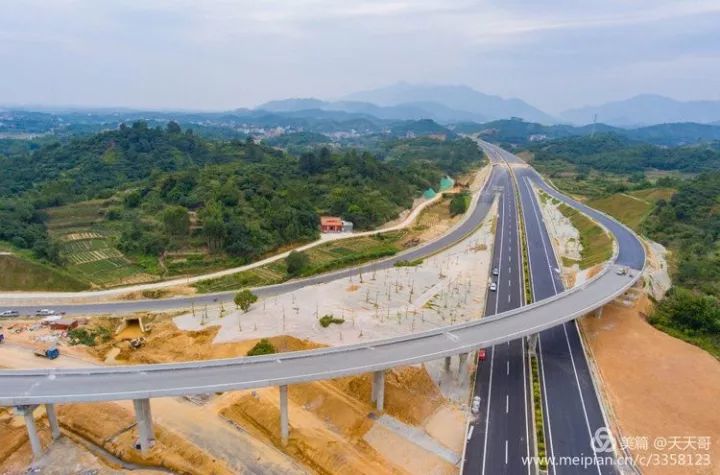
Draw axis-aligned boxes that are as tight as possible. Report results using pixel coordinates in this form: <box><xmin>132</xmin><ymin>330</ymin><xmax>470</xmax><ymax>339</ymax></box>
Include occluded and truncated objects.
<box><xmin>463</xmin><ymin>150</ymin><xmax>532</xmax><ymax>475</ymax></box>
<box><xmin>0</xmin><ymin>143</ymin><xmax>645</xmax><ymax>474</ymax></box>
<box><xmin>484</xmin><ymin>140</ymin><xmax>640</xmax><ymax>474</ymax></box>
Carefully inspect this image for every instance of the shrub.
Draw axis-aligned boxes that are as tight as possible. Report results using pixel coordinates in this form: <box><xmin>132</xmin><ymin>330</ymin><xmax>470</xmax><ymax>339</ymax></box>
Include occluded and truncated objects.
<box><xmin>319</xmin><ymin>314</ymin><xmax>345</xmax><ymax>328</ymax></box>
<box><xmin>247</xmin><ymin>338</ymin><xmax>276</xmax><ymax>356</ymax></box>
<box><xmin>234</xmin><ymin>289</ymin><xmax>258</xmax><ymax>312</ymax></box>
<box><xmin>394</xmin><ymin>258</ymin><xmax>424</xmax><ymax>267</ymax></box>
<box><xmin>449</xmin><ymin>192</ymin><xmax>470</xmax><ymax>216</ymax></box>
<box><xmin>286</xmin><ymin>250</ymin><xmax>310</xmax><ymax>276</ymax></box>
<box><xmin>67</xmin><ymin>326</ymin><xmax>112</xmax><ymax>346</ymax></box>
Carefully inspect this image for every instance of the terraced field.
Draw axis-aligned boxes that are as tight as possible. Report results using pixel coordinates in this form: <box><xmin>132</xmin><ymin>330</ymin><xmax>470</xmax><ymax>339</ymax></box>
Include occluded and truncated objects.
<box><xmin>193</xmin><ymin>232</ymin><xmax>405</xmax><ymax>293</ymax></box>
<box><xmin>45</xmin><ymin>200</ymin><xmax>154</xmax><ymax>287</ymax></box>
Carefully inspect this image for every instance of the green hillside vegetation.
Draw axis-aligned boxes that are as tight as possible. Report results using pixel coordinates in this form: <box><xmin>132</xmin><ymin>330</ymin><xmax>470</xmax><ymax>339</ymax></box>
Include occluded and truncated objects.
<box><xmin>0</xmin><ymin>254</ymin><xmax>87</xmax><ymax>291</ymax></box>
<box><xmin>529</xmin><ymin>134</ymin><xmax>720</xmax><ymax>175</ymax></box>
<box><xmin>587</xmin><ymin>188</ymin><xmax>676</xmax><ymax>231</ymax></box>
<box><xmin>0</xmin><ymin>121</ymin><xmax>484</xmax><ymax>288</ymax></box>
<box><xmin>504</xmin><ymin>133</ymin><xmax>718</xmax><ymax>357</ymax></box>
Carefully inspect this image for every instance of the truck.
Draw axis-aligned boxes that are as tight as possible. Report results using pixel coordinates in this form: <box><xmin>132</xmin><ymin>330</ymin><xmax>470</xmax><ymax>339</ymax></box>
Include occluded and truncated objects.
<box><xmin>34</xmin><ymin>345</ymin><xmax>60</xmax><ymax>360</ymax></box>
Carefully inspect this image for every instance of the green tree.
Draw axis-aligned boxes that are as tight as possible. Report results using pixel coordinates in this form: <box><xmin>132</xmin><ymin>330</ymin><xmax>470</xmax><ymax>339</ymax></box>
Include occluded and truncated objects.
<box><xmin>449</xmin><ymin>192</ymin><xmax>469</xmax><ymax>216</ymax></box>
<box><xmin>247</xmin><ymin>338</ymin><xmax>276</xmax><ymax>356</ymax></box>
<box><xmin>234</xmin><ymin>289</ymin><xmax>258</xmax><ymax>312</ymax></box>
<box><xmin>286</xmin><ymin>250</ymin><xmax>310</xmax><ymax>276</ymax></box>
<box><xmin>162</xmin><ymin>205</ymin><xmax>190</xmax><ymax>238</ymax></box>
<box><xmin>166</xmin><ymin>121</ymin><xmax>182</xmax><ymax>134</ymax></box>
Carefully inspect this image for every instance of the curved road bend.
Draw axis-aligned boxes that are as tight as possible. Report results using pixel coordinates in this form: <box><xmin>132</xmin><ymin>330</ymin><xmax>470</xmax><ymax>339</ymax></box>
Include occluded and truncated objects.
<box><xmin>0</xmin><ymin>147</ymin><xmax>644</xmax><ymax>410</ymax></box>
<box><xmin>481</xmin><ymin>141</ymin><xmax>644</xmax><ymax>474</ymax></box>
<box><xmin>1</xmin><ymin>166</ymin><xmax>504</xmax><ymax>316</ymax></box>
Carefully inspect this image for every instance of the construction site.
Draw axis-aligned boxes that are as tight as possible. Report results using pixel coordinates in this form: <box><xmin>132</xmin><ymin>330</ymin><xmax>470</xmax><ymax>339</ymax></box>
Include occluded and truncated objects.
<box><xmin>0</xmin><ymin>167</ymin><xmax>495</xmax><ymax>474</ymax></box>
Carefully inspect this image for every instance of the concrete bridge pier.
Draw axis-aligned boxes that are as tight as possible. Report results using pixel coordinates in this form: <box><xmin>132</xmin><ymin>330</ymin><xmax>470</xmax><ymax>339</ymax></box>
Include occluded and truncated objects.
<box><xmin>45</xmin><ymin>403</ymin><xmax>61</xmax><ymax>441</ymax></box>
<box><xmin>594</xmin><ymin>306</ymin><xmax>603</xmax><ymax>318</ymax></box>
<box><xmin>458</xmin><ymin>352</ymin><xmax>469</xmax><ymax>378</ymax></box>
<box><xmin>132</xmin><ymin>398</ymin><xmax>154</xmax><ymax>453</ymax></box>
<box><xmin>371</xmin><ymin>370</ymin><xmax>385</xmax><ymax>411</ymax></box>
<box><xmin>527</xmin><ymin>334</ymin><xmax>538</xmax><ymax>356</ymax></box>
<box><xmin>18</xmin><ymin>405</ymin><xmax>43</xmax><ymax>460</ymax></box>
<box><xmin>279</xmin><ymin>385</ymin><xmax>289</xmax><ymax>446</ymax></box>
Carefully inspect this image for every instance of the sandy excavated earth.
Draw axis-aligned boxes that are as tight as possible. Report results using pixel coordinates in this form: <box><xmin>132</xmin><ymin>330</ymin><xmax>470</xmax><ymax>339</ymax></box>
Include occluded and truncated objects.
<box><xmin>580</xmin><ymin>296</ymin><xmax>720</xmax><ymax>475</ymax></box>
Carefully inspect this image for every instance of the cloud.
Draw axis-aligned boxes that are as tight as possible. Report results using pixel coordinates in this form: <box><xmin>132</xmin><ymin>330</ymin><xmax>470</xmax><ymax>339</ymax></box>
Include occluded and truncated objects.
<box><xmin>0</xmin><ymin>0</ymin><xmax>718</xmax><ymax>110</ymax></box>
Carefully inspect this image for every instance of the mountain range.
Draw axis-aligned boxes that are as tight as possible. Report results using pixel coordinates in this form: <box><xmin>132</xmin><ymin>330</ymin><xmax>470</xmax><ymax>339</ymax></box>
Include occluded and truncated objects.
<box><xmin>561</xmin><ymin>94</ymin><xmax>720</xmax><ymax>127</ymax></box>
<box><xmin>258</xmin><ymin>82</ymin><xmax>557</xmax><ymax>125</ymax></box>
<box><xmin>257</xmin><ymin>83</ymin><xmax>720</xmax><ymax>127</ymax></box>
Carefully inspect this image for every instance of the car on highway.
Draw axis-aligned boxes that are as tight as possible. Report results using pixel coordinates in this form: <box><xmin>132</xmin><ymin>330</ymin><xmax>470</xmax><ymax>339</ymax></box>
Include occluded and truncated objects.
<box><xmin>477</xmin><ymin>349</ymin><xmax>487</xmax><ymax>361</ymax></box>
<box><xmin>489</xmin><ymin>282</ymin><xmax>497</xmax><ymax>292</ymax></box>
<box><xmin>0</xmin><ymin>310</ymin><xmax>20</xmax><ymax>317</ymax></box>
<box><xmin>471</xmin><ymin>396</ymin><xmax>481</xmax><ymax>414</ymax></box>
<box><xmin>35</xmin><ymin>309</ymin><xmax>57</xmax><ymax>316</ymax></box>
<box><xmin>492</xmin><ymin>267</ymin><xmax>499</xmax><ymax>276</ymax></box>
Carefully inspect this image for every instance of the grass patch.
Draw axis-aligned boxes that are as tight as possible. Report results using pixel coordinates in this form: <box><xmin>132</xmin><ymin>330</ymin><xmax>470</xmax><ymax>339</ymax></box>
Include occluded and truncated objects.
<box><xmin>587</xmin><ymin>188</ymin><xmax>676</xmax><ymax>231</ymax></box>
<box><xmin>193</xmin><ymin>232</ymin><xmax>405</xmax><ymax>293</ymax></box>
<box><xmin>530</xmin><ymin>355</ymin><xmax>548</xmax><ymax>470</ymax></box>
<box><xmin>0</xmin><ymin>254</ymin><xmax>88</xmax><ymax>291</ymax></box>
<box><xmin>650</xmin><ymin>322</ymin><xmax>720</xmax><ymax>359</ymax></box>
<box><xmin>67</xmin><ymin>326</ymin><xmax>112</xmax><ymax>346</ymax></box>
<box><xmin>393</xmin><ymin>258</ymin><xmax>424</xmax><ymax>267</ymax></box>
<box><xmin>319</xmin><ymin>314</ymin><xmax>345</xmax><ymax>328</ymax></box>
<box><xmin>556</xmin><ymin>203</ymin><xmax>613</xmax><ymax>269</ymax></box>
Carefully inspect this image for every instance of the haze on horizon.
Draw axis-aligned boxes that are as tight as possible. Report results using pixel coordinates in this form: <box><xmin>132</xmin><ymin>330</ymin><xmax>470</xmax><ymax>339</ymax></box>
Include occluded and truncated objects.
<box><xmin>1</xmin><ymin>0</ymin><xmax>719</xmax><ymax>113</ymax></box>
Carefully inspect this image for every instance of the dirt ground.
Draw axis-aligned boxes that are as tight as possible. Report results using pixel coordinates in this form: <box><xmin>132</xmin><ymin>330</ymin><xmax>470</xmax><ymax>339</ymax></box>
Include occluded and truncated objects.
<box><xmin>2</xmin><ymin>321</ymin><xmax>466</xmax><ymax>474</ymax></box>
<box><xmin>57</xmin><ymin>402</ymin><xmax>235</xmax><ymax>474</ymax></box>
<box><xmin>93</xmin><ymin>319</ymin><xmax>323</xmax><ymax>364</ymax></box>
<box><xmin>216</xmin><ymin>365</ymin><xmax>458</xmax><ymax>475</ymax></box>
<box><xmin>580</xmin><ymin>296</ymin><xmax>720</xmax><ymax>474</ymax></box>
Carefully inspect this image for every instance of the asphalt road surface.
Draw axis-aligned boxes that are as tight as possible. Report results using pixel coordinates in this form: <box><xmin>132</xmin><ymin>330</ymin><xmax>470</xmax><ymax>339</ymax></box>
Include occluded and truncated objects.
<box><xmin>462</xmin><ymin>148</ymin><xmax>533</xmax><ymax>475</ymax></box>
<box><xmin>517</xmin><ymin>166</ymin><xmax>616</xmax><ymax>475</ymax></box>
<box><xmin>480</xmin><ymin>140</ymin><xmax>640</xmax><ymax>475</ymax></box>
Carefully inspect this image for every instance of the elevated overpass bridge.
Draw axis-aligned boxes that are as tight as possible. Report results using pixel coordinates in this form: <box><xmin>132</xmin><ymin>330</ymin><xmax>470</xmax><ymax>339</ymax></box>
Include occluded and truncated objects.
<box><xmin>0</xmin><ymin>143</ymin><xmax>645</xmax><ymax>461</ymax></box>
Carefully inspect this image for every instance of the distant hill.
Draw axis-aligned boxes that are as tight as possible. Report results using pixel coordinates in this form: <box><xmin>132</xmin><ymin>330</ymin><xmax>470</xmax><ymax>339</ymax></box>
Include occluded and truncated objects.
<box><xmin>342</xmin><ymin>82</ymin><xmax>557</xmax><ymax>124</ymax></box>
<box><xmin>389</xmin><ymin>119</ymin><xmax>454</xmax><ymax>138</ymax></box>
<box><xmin>457</xmin><ymin>118</ymin><xmax>720</xmax><ymax>147</ymax></box>
<box><xmin>256</xmin><ymin>97</ymin><xmax>484</xmax><ymax>123</ymax></box>
<box><xmin>561</xmin><ymin>94</ymin><xmax>720</xmax><ymax>126</ymax></box>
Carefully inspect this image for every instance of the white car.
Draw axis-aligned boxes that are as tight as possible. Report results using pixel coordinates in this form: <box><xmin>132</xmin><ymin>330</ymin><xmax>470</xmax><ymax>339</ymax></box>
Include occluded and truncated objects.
<box><xmin>489</xmin><ymin>282</ymin><xmax>497</xmax><ymax>292</ymax></box>
<box><xmin>35</xmin><ymin>309</ymin><xmax>56</xmax><ymax>316</ymax></box>
<box><xmin>471</xmin><ymin>396</ymin><xmax>481</xmax><ymax>414</ymax></box>
<box><xmin>0</xmin><ymin>310</ymin><xmax>19</xmax><ymax>317</ymax></box>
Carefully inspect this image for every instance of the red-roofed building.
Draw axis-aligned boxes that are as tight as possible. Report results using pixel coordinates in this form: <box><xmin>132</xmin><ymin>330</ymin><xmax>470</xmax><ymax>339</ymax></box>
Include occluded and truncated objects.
<box><xmin>320</xmin><ymin>216</ymin><xmax>343</xmax><ymax>233</ymax></box>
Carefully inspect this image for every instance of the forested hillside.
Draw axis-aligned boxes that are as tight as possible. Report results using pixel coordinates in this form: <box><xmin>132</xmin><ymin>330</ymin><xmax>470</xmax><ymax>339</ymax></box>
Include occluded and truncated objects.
<box><xmin>643</xmin><ymin>172</ymin><xmax>720</xmax><ymax>356</ymax></box>
<box><xmin>0</xmin><ymin>121</ymin><xmax>484</xmax><ymax>287</ymax></box>
<box><xmin>510</xmin><ymin>133</ymin><xmax>720</xmax><ymax>357</ymax></box>
<box><xmin>528</xmin><ymin>134</ymin><xmax>720</xmax><ymax>174</ymax></box>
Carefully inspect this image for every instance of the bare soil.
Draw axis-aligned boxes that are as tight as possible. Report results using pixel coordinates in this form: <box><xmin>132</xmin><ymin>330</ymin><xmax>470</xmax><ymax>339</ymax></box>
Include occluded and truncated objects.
<box><xmin>217</xmin><ymin>365</ymin><xmax>456</xmax><ymax>475</ymax></box>
<box><xmin>580</xmin><ymin>296</ymin><xmax>720</xmax><ymax>474</ymax></box>
<box><xmin>94</xmin><ymin>319</ymin><xmax>323</xmax><ymax>364</ymax></box>
<box><xmin>58</xmin><ymin>403</ymin><xmax>235</xmax><ymax>475</ymax></box>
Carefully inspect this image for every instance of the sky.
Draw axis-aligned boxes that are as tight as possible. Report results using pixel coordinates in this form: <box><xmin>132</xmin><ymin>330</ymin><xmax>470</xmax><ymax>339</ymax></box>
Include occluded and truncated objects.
<box><xmin>1</xmin><ymin>0</ymin><xmax>719</xmax><ymax>113</ymax></box>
